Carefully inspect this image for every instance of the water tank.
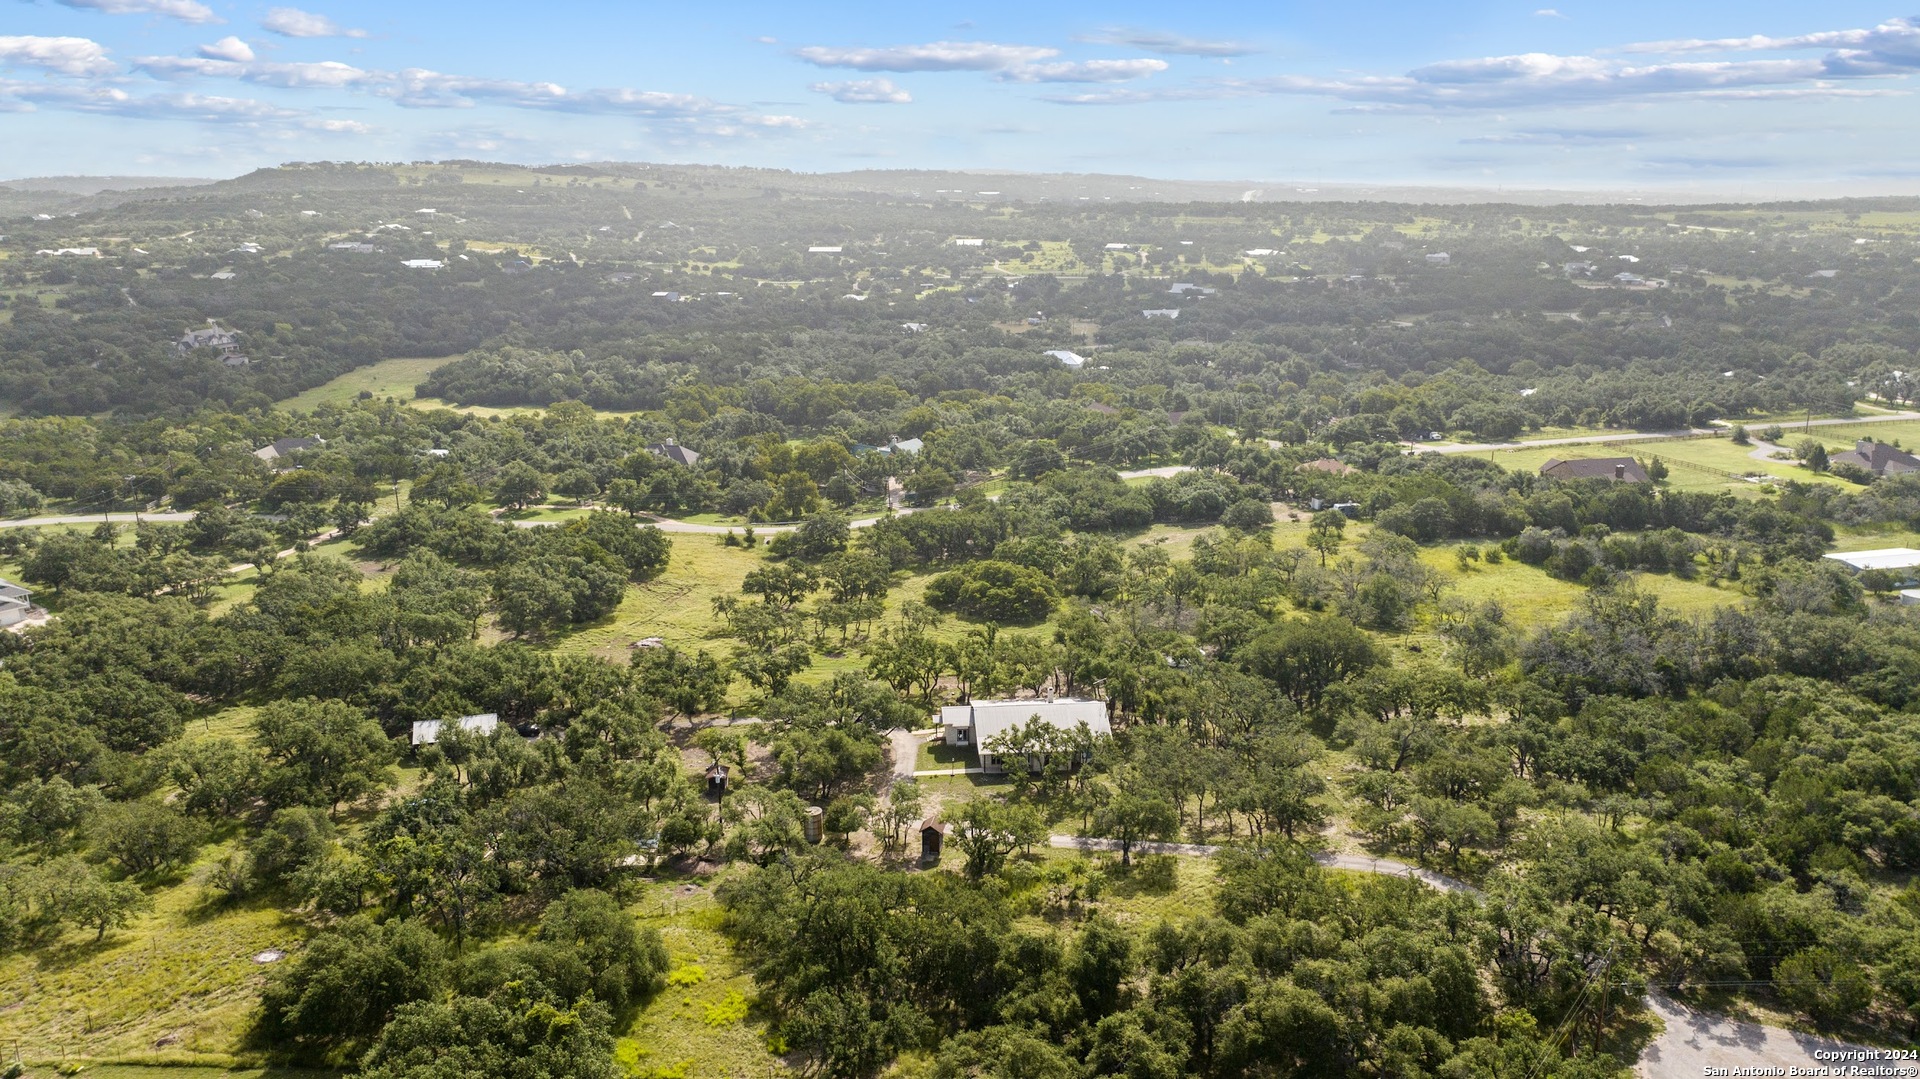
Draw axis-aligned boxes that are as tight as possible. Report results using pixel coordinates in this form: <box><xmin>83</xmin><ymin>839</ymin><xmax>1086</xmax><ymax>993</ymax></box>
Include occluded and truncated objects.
<box><xmin>803</xmin><ymin>806</ymin><xmax>824</xmax><ymax>844</ymax></box>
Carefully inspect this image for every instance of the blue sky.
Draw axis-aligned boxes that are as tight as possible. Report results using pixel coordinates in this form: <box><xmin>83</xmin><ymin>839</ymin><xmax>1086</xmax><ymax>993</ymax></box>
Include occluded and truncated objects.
<box><xmin>3</xmin><ymin>0</ymin><xmax>1918</xmax><ymax>191</ymax></box>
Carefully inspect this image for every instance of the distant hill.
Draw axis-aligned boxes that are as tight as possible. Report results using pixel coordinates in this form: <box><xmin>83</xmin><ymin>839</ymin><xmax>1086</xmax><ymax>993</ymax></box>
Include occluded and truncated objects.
<box><xmin>0</xmin><ymin>175</ymin><xmax>220</xmax><ymax>219</ymax></box>
<box><xmin>0</xmin><ymin>176</ymin><xmax>218</xmax><ymax>195</ymax></box>
<box><xmin>9</xmin><ymin>161</ymin><xmax>1918</xmax><ymax>217</ymax></box>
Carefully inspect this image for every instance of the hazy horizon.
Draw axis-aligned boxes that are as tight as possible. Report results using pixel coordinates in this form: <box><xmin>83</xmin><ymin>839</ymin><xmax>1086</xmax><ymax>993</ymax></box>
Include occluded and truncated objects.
<box><xmin>4</xmin><ymin>1</ymin><xmax>1919</xmax><ymax>193</ymax></box>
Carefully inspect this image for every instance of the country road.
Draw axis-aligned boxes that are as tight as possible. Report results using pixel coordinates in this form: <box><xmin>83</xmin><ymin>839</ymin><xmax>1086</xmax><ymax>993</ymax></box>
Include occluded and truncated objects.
<box><xmin>0</xmin><ymin>511</ymin><xmax>195</xmax><ymax>529</ymax></box>
<box><xmin>1422</xmin><ymin>410</ymin><xmax>1920</xmax><ymax>456</ymax></box>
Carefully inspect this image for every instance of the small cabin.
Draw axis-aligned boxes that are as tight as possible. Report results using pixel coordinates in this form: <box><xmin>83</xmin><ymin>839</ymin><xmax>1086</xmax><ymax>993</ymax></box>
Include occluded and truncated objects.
<box><xmin>920</xmin><ymin>816</ymin><xmax>947</xmax><ymax>861</ymax></box>
<box><xmin>704</xmin><ymin>761</ymin><xmax>729</xmax><ymax>798</ymax></box>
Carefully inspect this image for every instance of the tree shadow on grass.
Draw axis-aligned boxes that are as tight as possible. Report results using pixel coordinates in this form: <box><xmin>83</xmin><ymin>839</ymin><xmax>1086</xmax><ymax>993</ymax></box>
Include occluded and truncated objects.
<box><xmin>31</xmin><ymin>931</ymin><xmax>121</xmax><ymax>972</ymax></box>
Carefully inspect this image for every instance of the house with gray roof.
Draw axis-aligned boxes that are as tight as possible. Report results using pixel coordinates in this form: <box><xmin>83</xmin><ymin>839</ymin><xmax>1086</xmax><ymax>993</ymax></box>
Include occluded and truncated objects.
<box><xmin>645</xmin><ymin>439</ymin><xmax>701</xmax><ymax>466</ymax></box>
<box><xmin>253</xmin><ymin>436</ymin><xmax>326</xmax><ymax>463</ymax></box>
<box><xmin>1540</xmin><ymin>457</ymin><xmax>1650</xmax><ymax>483</ymax></box>
<box><xmin>1829</xmin><ymin>439</ymin><xmax>1920</xmax><ymax>478</ymax></box>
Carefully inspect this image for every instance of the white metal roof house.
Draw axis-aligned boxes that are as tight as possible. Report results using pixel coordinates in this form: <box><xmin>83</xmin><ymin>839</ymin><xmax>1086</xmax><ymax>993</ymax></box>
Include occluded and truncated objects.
<box><xmin>1824</xmin><ymin>548</ymin><xmax>1920</xmax><ymax>574</ymax></box>
<box><xmin>411</xmin><ymin>713</ymin><xmax>500</xmax><ymax>746</ymax></box>
<box><xmin>940</xmin><ymin>698</ymin><xmax>1111</xmax><ymax>773</ymax></box>
<box><xmin>1044</xmin><ymin>349</ymin><xmax>1088</xmax><ymax>368</ymax></box>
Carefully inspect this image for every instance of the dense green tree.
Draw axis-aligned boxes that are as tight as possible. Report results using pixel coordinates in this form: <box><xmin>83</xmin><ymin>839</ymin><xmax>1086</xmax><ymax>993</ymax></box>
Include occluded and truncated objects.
<box><xmin>253</xmin><ymin>698</ymin><xmax>396</xmax><ymax>814</ymax></box>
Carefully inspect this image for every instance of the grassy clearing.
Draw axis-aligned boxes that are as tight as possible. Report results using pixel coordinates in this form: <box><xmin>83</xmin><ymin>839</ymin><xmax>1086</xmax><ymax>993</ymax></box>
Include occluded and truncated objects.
<box><xmin>550</xmin><ymin>534</ymin><xmax>766</xmax><ymax>665</ymax></box>
<box><xmin>1482</xmin><ymin>437</ymin><xmax>1857</xmax><ymax>494</ymax></box>
<box><xmin>621</xmin><ymin>878</ymin><xmax>778</xmax><ymax>1079</ymax></box>
<box><xmin>0</xmin><ymin>841</ymin><xmax>302</xmax><ymax>1067</ymax></box>
<box><xmin>277</xmin><ymin>356</ymin><xmax>455</xmax><ymax>411</ymax></box>
<box><xmin>1058</xmin><ymin>850</ymin><xmax>1220</xmax><ymax>927</ymax></box>
<box><xmin>1421</xmin><ymin>544</ymin><xmax>1739</xmax><ymax>629</ymax></box>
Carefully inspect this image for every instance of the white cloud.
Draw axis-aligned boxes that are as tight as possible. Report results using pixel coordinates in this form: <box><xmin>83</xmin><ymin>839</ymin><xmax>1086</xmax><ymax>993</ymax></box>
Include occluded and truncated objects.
<box><xmin>1621</xmin><ymin>17</ymin><xmax>1920</xmax><ymax>76</ymax></box>
<box><xmin>809</xmin><ymin>78</ymin><xmax>912</xmax><ymax>104</ymax></box>
<box><xmin>56</xmin><ymin>0</ymin><xmax>218</xmax><ymax>24</ymax></box>
<box><xmin>0</xmin><ymin>81</ymin><xmax>309</xmax><ymax>123</ymax></box>
<box><xmin>1000</xmin><ymin>58</ymin><xmax>1168</xmax><ymax>83</ymax></box>
<box><xmin>261</xmin><ymin>7</ymin><xmax>369</xmax><ymax>39</ymax></box>
<box><xmin>1534</xmin><ymin>9</ymin><xmax>1568</xmax><ymax>19</ymax></box>
<box><xmin>1077</xmin><ymin>28</ymin><xmax>1257</xmax><ymax>57</ymax></box>
<box><xmin>1048</xmin><ymin>37</ymin><xmax>1917</xmax><ymax>111</ymax></box>
<box><xmin>198</xmin><ymin>36</ymin><xmax>256</xmax><ymax>62</ymax></box>
<box><xmin>125</xmin><ymin>50</ymin><xmax>808</xmax><ymax>139</ymax></box>
<box><xmin>137</xmin><ymin>55</ymin><xmax>377</xmax><ymax>89</ymax></box>
<box><xmin>304</xmin><ymin>117</ymin><xmax>371</xmax><ymax>133</ymax></box>
<box><xmin>0</xmin><ymin>35</ymin><xmax>117</xmax><ymax>77</ymax></box>
<box><xmin>792</xmin><ymin>41</ymin><xmax>1058</xmax><ymax>72</ymax></box>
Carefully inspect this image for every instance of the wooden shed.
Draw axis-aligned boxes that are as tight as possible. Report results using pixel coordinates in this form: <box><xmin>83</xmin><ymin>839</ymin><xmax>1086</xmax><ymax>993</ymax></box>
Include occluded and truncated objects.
<box><xmin>919</xmin><ymin>816</ymin><xmax>948</xmax><ymax>862</ymax></box>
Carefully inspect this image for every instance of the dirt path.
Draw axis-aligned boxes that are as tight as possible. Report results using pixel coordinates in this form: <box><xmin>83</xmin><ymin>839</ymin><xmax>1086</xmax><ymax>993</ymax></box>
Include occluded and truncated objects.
<box><xmin>888</xmin><ymin>728</ymin><xmax>928</xmax><ymax>780</ymax></box>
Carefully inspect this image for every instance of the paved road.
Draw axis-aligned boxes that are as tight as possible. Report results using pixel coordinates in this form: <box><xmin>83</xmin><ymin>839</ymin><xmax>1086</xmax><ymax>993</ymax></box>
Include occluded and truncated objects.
<box><xmin>0</xmin><ymin>512</ymin><xmax>194</xmax><ymax>529</ymax></box>
<box><xmin>1422</xmin><ymin>411</ymin><xmax>1920</xmax><ymax>457</ymax></box>
<box><xmin>1423</xmin><ymin>428</ymin><xmax>1713</xmax><ymax>455</ymax></box>
<box><xmin>1637</xmin><ymin>991</ymin><xmax>1885</xmax><ymax>1079</ymax></box>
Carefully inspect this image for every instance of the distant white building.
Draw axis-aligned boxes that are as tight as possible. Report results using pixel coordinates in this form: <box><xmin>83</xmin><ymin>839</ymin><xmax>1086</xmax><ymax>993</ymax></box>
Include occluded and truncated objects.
<box><xmin>1104</xmin><ymin>243</ymin><xmax>1131</xmax><ymax>251</ymax></box>
<box><xmin>1825</xmin><ymin>548</ymin><xmax>1920</xmax><ymax>577</ymax></box>
<box><xmin>36</xmin><ymin>247</ymin><xmax>99</xmax><ymax>257</ymax></box>
<box><xmin>1426</xmin><ymin>252</ymin><xmax>1451</xmax><ymax>265</ymax></box>
<box><xmin>953</xmin><ymin>238</ymin><xmax>985</xmax><ymax>246</ymax></box>
<box><xmin>940</xmin><ymin>698</ymin><xmax>1111</xmax><ymax>772</ymax></box>
<box><xmin>402</xmin><ymin>259</ymin><xmax>445</xmax><ymax>270</ymax></box>
<box><xmin>1142</xmin><ymin>308</ymin><xmax>1181</xmax><ymax>320</ymax></box>
<box><xmin>411</xmin><ymin>713</ymin><xmax>500</xmax><ymax>746</ymax></box>
<box><xmin>1044</xmin><ymin>349</ymin><xmax>1088</xmax><ymax>368</ymax></box>
<box><xmin>1243</xmin><ymin>248</ymin><xmax>1277</xmax><ymax>257</ymax></box>
<box><xmin>807</xmin><ymin>245</ymin><xmax>843</xmax><ymax>253</ymax></box>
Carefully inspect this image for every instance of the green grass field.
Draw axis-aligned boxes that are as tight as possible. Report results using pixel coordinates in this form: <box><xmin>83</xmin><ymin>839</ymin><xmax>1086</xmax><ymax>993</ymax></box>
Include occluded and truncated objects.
<box><xmin>550</xmin><ymin>534</ymin><xmax>766</xmax><ymax>666</ymax></box>
<box><xmin>621</xmin><ymin>878</ymin><xmax>778</xmax><ymax>1079</ymax></box>
<box><xmin>1481</xmin><ymin>435</ymin><xmax>1859</xmax><ymax>494</ymax></box>
<box><xmin>0</xmin><ymin>838</ymin><xmax>302</xmax><ymax>1067</ymax></box>
<box><xmin>277</xmin><ymin>357</ymin><xmax>456</xmax><ymax>411</ymax></box>
<box><xmin>1418</xmin><ymin>542</ymin><xmax>1740</xmax><ymax>629</ymax></box>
